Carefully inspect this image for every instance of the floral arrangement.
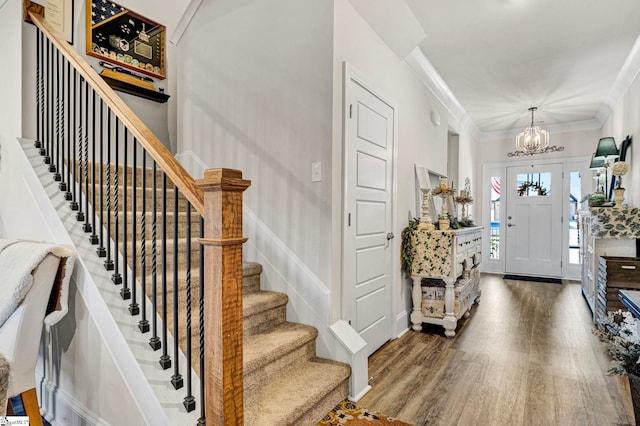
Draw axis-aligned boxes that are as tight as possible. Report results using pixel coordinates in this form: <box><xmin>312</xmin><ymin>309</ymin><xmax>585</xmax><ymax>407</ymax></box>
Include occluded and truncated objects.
<box><xmin>612</xmin><ymin>161</ymin><xmax>630</xmax><ymax>178</ymax></box>
<box><xmin>432</xmin><ymin>184</ymin><xmax>454</xmax><ymax>197</ymax></box>
<box><xmin>401</xmin><ymin>218</ymin><xmax>421</xmax><ymax>278</ymax></box>
<box><xmin>458</xmin><ymin>218</ymin><xmax>476</xmax><ymax>228</ymax></box>
<box><xmin>517</xmin><ymin>181</ymin><xmax>547</xmax><ymax>196</ymax></box>
<box><xmin>593</xmin><ymin>309</ymin><xmax>640</xmax><ymax>376</ymax></box>
<box><xmin>454</xmin><ymin>194</ymin><xmax>473</xmax><ymax>205</ymax></box>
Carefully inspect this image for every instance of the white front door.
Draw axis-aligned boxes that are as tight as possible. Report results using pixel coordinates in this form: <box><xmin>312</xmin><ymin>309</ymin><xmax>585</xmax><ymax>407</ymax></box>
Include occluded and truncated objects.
<box><xmin>505</xmin><ymin>163</ymin><xmax>563</xmax><ymax>277</ymax></box>
<box><xmin>343</xmin><ymin>70</ymin><xmax>394</xmax><ymax>357</ymax></box>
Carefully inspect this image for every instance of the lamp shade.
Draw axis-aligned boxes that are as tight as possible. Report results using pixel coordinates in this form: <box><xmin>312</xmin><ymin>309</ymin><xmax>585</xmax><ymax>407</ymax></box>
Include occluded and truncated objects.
<box><xmin>594</xmin><ymin>137</ymin><xmax>619</xmax><ymax>160</ymax></box>
<box><xmin>589</xmin><ymin>153</ymin><xmax>605</xmax><ymax>169</ymax></box>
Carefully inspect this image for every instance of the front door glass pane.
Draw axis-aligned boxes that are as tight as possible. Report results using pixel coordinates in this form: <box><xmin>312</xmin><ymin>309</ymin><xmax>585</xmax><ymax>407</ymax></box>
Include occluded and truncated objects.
<box><xmin>490</xmin><ymin>176</ymin><xmax>501</xmax><ymax>259</ymax></box>
<box><xmin>569</xmin><ymin>171</ymin><xmax>581</xmax><ymax>264</ymax></box>
<box><xmin>516</xmin><ymin>172</ymin><xmax>551</xmax><ymax>196</ymax></box>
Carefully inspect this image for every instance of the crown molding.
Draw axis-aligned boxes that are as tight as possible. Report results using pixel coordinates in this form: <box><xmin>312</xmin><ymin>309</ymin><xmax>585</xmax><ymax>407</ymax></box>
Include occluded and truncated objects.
<box><xmin>406</xmin><ymin>31</ymin><xmax>640</xmax><ymax>143</ymax></box>
<box><xmin>598</xmin><ymin>32</ymin><xmax>640</xmax><ymax>124</ymax></box>
<box><xmin>404</xmin><ymin>47</ymin><xmax>466</xmax><ymax>124</ymax></box>
<box><xmin>169</xmin><ymin>0</ymin><xmax>203</xmax><ymax>45</ymax></box>
<box><xmin>477</xmin><ymin>118</ymin><xmax>603</xmax><ymax>143</ymax></box>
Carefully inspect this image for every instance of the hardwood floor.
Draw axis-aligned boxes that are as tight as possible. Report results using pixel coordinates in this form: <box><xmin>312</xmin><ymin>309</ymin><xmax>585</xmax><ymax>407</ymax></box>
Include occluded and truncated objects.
<box><xmin>359</xmin><ymin>274</ymin><xmax>635</xmax><ymax>426</ymax></box>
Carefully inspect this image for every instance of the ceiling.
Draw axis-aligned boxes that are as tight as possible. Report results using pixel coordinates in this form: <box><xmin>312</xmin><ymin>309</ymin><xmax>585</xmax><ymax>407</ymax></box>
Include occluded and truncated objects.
<box><xmin>402</xmin><ymin>0</ymin><xmax>640</xmax><ymax>139</ymax></box>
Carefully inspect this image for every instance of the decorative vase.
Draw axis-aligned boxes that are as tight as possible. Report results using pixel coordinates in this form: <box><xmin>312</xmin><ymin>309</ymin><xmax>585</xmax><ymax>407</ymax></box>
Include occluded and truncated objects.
<box><xmin>613</xmin><ymin>187</ymin><xmax>625</xmax><ymax>206</ymax></box>
<box><xmin>438</xmin><ymin>218</ymin><xmax>450</xmax><ymax>231</ymax></box>
<box><xmin>628</xmin><ymin>373</ymin><xmax>640</xmax><ymax>423</ymax></box>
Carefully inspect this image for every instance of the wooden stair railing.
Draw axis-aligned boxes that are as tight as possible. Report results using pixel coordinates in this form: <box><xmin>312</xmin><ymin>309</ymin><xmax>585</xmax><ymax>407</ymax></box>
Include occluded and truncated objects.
<box><xmin>25</xmin><ymin>4</ymin><xmax>249</xmax><ymax>424</ymax></box>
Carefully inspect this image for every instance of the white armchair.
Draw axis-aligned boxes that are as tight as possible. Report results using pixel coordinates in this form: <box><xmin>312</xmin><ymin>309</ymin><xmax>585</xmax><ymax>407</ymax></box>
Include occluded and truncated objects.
<box><xmin>0</xmin><ymin>240</ymin><xmax>75</xmax><ymax>425</ymax></box>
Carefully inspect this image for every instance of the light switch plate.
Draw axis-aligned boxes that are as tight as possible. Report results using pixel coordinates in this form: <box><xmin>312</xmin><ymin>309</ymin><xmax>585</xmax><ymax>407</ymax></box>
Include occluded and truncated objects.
<box><xmin>312</xmin><ymin>162</ymin><xmax>322</xmax><ymax>182</ymax></box>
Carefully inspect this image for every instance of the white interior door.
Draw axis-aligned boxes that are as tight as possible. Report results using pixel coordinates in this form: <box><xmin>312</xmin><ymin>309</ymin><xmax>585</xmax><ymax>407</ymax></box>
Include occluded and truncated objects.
<box><xmin>343</xmin><ymin>71</ymin><xmax>394</xmax><ymax>357</ymax></box>
<box><xmin>505</xmin><ymin>163</ymin><xmax>563</xmax><ymax>277</ymax></box>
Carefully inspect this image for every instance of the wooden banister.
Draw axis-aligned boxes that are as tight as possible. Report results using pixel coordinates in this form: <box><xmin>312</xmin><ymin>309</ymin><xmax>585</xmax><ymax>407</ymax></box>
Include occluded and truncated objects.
<box><xmin>197</xmin><ymin>169</ymin><xmax>250</xmax><ymax>425</ymax></box>
<box><xmin>26</xmin><ymin>9</ymin><xmax>204</xmax><ymax>215</ymax></box>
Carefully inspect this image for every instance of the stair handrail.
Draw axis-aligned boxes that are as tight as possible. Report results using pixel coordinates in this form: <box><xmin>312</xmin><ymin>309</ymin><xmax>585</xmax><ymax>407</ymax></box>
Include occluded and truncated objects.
<box><xmin>27</xmin><ymin>7</ymin><xmax>251</xmax><ymax>424</ymax></box>
<box><xmin>26</xmin><ymin>9</ymin><xmax>205</xmax><ymax>215</ymax></box>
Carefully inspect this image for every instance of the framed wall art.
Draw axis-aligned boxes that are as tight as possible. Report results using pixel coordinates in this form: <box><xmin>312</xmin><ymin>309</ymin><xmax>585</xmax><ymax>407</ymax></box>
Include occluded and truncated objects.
<box><xmin>86</xmin><ymin>0</ymin><xmax>166</xmax><ymax>79</ymax></box>
<box><xmin>45</xmin><ymin>0</ymin><xmax>74</xmax><ymax>43</ymax></box>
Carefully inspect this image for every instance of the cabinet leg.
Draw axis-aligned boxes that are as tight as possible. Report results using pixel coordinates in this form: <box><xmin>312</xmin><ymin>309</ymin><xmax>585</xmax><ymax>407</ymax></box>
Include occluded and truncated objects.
<box><xmin>443</xmin><ymin>277</ymin><xmax>457</xmax><ymax>337</ymax></box>
<box><xmin>410</xmin><ymin>276</ymin><xmax>423</xmax><ymax>331</ymax></box>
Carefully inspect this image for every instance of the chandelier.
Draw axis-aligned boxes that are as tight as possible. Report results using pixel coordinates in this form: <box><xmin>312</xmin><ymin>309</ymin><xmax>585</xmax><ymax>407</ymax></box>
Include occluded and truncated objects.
<box><xmin>508</xmin><ymin>107</ymin><xmax>564</xmax><ymax>157</ymax></box>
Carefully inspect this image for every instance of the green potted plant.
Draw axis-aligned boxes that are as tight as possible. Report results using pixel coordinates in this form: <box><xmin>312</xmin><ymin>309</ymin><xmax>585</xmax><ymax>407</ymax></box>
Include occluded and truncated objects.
<box><xmin>594</xmin><ymin>310</ymin><xmax>640</xmax><ymax>420</ymax></box>
<box><xmin>581</xmin><ymin>193</ymin><xmax>606</xmax><ymax>207</ymax></box>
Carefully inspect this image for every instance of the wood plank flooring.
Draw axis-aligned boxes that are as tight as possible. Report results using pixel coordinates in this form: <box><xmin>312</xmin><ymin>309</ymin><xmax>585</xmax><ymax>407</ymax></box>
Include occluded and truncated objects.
<box><xmin>359</xmin><ymin>274</ymin><xmax>635</xmax><ymax>426</ymax></box>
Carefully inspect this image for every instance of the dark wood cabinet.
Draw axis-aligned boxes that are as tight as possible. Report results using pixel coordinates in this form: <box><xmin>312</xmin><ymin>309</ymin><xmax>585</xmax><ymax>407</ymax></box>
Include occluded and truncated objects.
<box><xmin>596</xmin><ymin>256</ymin><xmax>640</xmax><ymax>324</ymax></box>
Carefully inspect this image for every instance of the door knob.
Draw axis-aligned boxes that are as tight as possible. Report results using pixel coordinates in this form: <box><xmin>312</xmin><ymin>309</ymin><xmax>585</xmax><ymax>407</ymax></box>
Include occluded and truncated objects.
<box><xmin>387</xmin><ymin>232</ymin><xmax>395</xmax><ymax>240</ymax></box>
<box><xmin>507</xmin><ymin>223</ymin><xmax>516</xmax><ymax>227</ymax></box>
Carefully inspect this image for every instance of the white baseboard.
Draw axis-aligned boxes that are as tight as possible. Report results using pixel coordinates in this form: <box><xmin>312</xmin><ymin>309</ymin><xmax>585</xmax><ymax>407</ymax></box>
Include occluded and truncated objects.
<box><xmin>39</xmin><ymin>385</ymin><xmax>109</xmax><ymax>426</ymax></box>
<box><xmin>396</xmin><ymin>310</ymin><xmax>409</xmax><ymax>338</ymax></box>
<box><xmin>174</xmin><ymin>150</ymin><xmax>207</xmax><ymax>179</ymax></box>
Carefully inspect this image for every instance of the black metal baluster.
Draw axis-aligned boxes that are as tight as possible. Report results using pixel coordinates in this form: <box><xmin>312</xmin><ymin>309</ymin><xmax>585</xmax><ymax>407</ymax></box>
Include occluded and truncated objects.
<box><xmin>129</xmin><ymin>137</ymin><xmax>139</xmax><ymax>315</ymax></box>
<box><xmin>160</xmin><ymin>173</ymin><xmax>171</xmax><ymax>370</ymax></box>
<box><xmin>89</xmin><ymin>90</ymin><xmax>99</xmax><ymax>244</ymax></box>
<box><xmin>69</xmin><ymin>69</ymin><xmax>79</xmax><ymax>211</ymax></box>
<box><xmin>39</xmin><ymin>32</ymin><xmax>47</xmax><ymax>156</ymax></box>
<box><xmin>43</xmin><ymin>39</ymin><xmax>51</xmax><ymax>164</ymax></box>
<box><xmin>112</xmin><ymin>118</ymin><xmax>121</xmax><ymax>281</ymax></box>
<box><xmin>82</xmin><ymin>81</ymin><xmax>91</xmax><ymax>231</ymax></box>
<box><xmin>197</xmin><ymin>216</ymin><xmax>205</xmax><ymax>426</ymax></box>
<box><xmin>52</xmin><ymin>49</ymin><xmax>60</xmax><ymax>179</ymax></box>
<box><xmin>58</xmin><ymin>55</ymin><xmax>67</xmax><ymax>192</ymax></box>
<box><xmin>120</xmin><ymin>129</ymin><xmax>130</xmax><ymax>299</ymax></box>
<box><xmin>97</xmin><ymin>101</ymin><xmax>106</xmax><ymax>257</ymax></box>
<box><xmin>75</xmin><ymin>77</ymin><xmax>85</xmax><ymax>222</ymax></box>
<box><xmin>171</xmin><ymin>184</ymin><xmax>182</xmax><ymax>388</ymax></box>
<box><xmin>183</xmin><ymin>203</ymin><xmax>195</xmax><ymax>412</ymax></box>
<box><xmin>139</xmin><ymin>150</ymin><xmax>149</xmax><ymax>331</ymax></box>
<box><xmin>35</xmin><ymin>29</ymin><xmax>42</xmax><ymax>150</ymax></box>
<box><xmin>104</xmin><ymin>111</ymin><xmax>114</xmax><ymax>270</ymax></box>
<box><xmin>150</xmin><ymin>161</ymin><xmax>161</xmax><ymax>350</ymax></box>
<box><xmin>63</xmin><ymin>60</ymin><xmax>72</xmax><ymax>198</ymax></box>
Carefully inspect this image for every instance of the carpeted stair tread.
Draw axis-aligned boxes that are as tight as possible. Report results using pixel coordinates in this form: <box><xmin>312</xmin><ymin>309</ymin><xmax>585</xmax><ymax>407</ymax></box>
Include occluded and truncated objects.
<box><xmin>243</xmin><ymin>290</ymin><xmax>288</xmax><ymax>335</ymax></box>
<box><xmin>84</xmin><ymin>162</ymin><xmax>350</xmax><ymax>423</ymax></box>
<box><xmin>243</xmin><ymin>290</ymin><xmax>288</xmax><ymax>318</ymax></box>
<box><xmin>245</xmin><ymin>359</ymin><xmax>351</xmax><ymax>426</ymax></box>
<box><xmin>242</xmin><ymin>262</ymin><xmax>262</xmax><ymax>277</ymax></box>
<box><xmin>243</xmin><ymin>322</ymin><xmax>317</xmax><ymax>376</ymax></box>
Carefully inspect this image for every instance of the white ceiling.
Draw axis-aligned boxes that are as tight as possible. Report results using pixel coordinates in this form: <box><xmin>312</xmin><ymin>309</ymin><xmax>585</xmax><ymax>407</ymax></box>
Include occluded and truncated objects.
<box><xmin>401</xmin><ymin>0</ymin><xmax>640</xmax><ymax>138</ymax></box>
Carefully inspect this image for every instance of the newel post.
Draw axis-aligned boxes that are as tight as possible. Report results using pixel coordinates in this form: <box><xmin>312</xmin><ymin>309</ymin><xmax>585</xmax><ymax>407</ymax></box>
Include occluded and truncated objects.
<box><xmin>196</xmin><ymin>168</ymin><xmax>250</xmax><ymax>425</ymax></box>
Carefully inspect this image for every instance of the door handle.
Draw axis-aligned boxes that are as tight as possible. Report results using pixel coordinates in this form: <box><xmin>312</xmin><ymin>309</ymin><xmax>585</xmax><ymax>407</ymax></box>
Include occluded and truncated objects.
<box><xmin>507</xmin><ymin>223</ymin><xmax>516</xmax><ymax>227</ymax></box>
<box><xmin>387</xmin><ymin>232</ymin><xmax>395</xmax><ymax>240</ymax></box>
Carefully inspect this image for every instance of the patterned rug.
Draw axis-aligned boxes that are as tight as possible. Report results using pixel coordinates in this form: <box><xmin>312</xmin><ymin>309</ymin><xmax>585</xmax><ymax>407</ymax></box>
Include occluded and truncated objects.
<box><xmin>318</xmin><ymin>401</ymin><xmax>413</xmax><ymax>425</ymax></box>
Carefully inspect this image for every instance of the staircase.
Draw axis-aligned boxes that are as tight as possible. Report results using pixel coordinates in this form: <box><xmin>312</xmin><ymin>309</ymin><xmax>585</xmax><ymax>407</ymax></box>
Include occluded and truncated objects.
<box><xmin>25</xmin><ymin>11</ymin><xmax>350</xmax><ymax>422</ymax></box>
<box><xmin>87</xmin><ymin>164</ymin><xmax>351</xmax><ymax>425</ymax></box>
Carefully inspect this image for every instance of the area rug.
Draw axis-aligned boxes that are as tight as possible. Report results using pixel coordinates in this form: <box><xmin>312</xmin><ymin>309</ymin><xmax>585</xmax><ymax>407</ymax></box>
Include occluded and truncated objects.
<box><xmin>503</xmin><ymin>274</ymin><xmax>562</xmax><ymax>284</ymax></box>
<box><xmin>318</xmin><ymin>400</ymin><xmax>413</xmax><ymax>425</ymax></box>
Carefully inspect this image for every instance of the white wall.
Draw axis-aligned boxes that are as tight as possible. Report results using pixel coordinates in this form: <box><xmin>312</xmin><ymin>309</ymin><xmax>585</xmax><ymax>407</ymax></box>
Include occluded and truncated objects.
<box><xmin>0</xmin><ymin>0</ymin><xmax>40</xmax><ymax>239</ymax></box>
<box><xmin>331</xmin><ymin>0</ymin><xmax>476</xmax><ymax>331</ymax></box>
<box><xmin>177</xmin><ymin>0</ymin><xmax>335</xmax><ymax>281</ymax></box>
<box><xmin>175</xmin><ymin>0</ymin><xmax>478</xmax><ymax>360</ymax></box>
<box><xmin>602</xmin><ymin>69</ymin><xmax>640</xmax><ymax>207</ymax></box>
